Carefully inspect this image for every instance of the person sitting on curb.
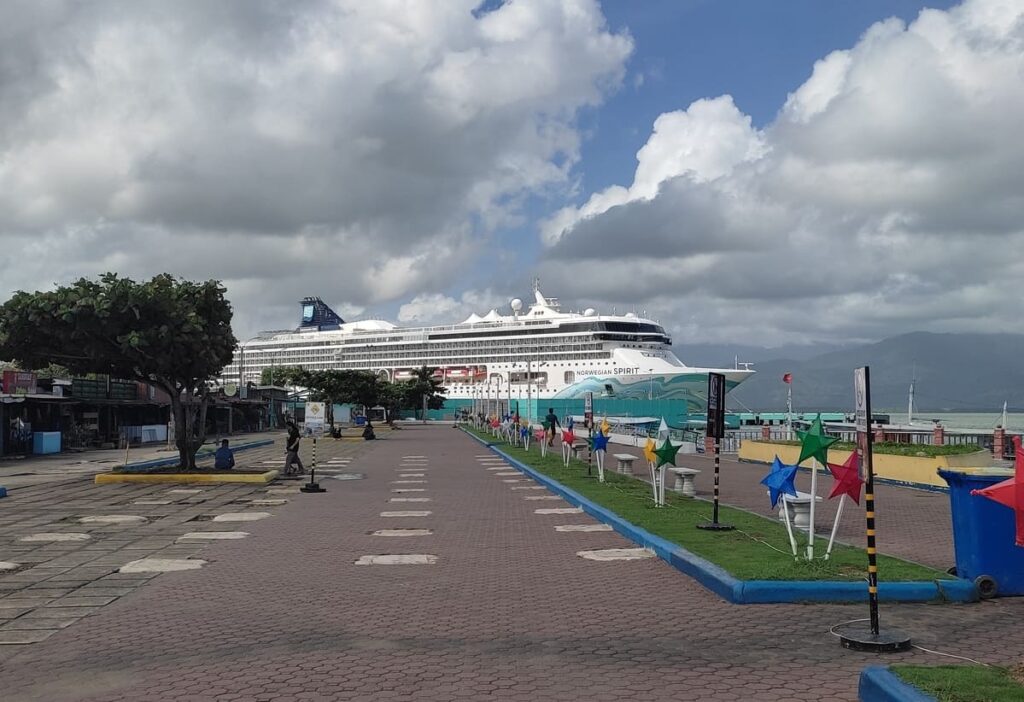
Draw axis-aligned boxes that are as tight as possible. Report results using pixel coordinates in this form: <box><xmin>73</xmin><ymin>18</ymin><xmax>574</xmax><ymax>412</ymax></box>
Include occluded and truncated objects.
<box><xmin>214</xmin><ymin>439</ymin><xmax>235</xmax><ymax>470</ymax></box>
<box><xmin>362</xmin><ymin>420</ymin><xmax>376</xmax><ymax>440</ymax></box>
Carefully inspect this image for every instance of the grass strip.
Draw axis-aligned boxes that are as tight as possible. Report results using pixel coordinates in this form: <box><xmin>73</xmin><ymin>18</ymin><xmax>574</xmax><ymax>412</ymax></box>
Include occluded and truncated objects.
<box><xmin>468</xmin><ymin>428</ymin><xmax>946</xmax><ymax>582</ymax></box>
<box><xmin>892</xmin><ymin>665</ymin><xmax>1024</xmax><ymax>702</ymax></box>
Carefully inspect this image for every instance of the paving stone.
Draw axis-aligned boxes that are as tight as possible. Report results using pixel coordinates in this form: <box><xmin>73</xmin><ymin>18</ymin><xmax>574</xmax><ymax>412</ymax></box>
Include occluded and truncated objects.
<box><xmin>554</xmin><ymin>524</ymin><xmax>613</xmax><ymax>533</ymax></box>
<box><xmin>0</xmin><ymin>617</ymin><xmax>81</xmax><ymax>630</ymax></box>
<box><xmin>0</xmin><ymin>629</ymin><xmax>57</xmax><ymax>644</ymax></box>
<box><xmin>21</xmin><ymin>606</ymin><xmax>100</xmax><ymax>618</ymax></box>
<box><xmin>48</xmin><ymin>596</ymin><xmax>118</xmax><ymax>607</ymax></box>
<box><xmin>0</xmin><ymin>561</ymin><xmax>19</xmax><ymax>571</ymax></box>
<box><xmin>534</xmin><ymin>508</ymin><xmax>583</xmax><ymax>515</ymax></box>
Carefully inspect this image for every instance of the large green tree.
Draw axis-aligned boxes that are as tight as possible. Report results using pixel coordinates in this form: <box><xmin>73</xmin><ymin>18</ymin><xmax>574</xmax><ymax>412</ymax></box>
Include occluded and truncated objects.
<box><xmin>407</xmin><ymin>366</ymin><xmax>447</xmax><ymax>417</ymax></box>
<box><xmin>0</xmin><ymin>273</ymin><xmax>237</xmax><ymax>469</ymax></box>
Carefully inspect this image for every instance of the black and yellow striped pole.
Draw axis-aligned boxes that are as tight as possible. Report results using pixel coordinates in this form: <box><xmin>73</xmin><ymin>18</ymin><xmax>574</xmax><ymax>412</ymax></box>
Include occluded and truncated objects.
<box><xmin>837</xmin><ymin>366</ymin><xmax>909</xmax><ymax>652</ymax></box>
<box><xmin>301</xmin><ymin>436</ymin><xmax>326</xmax><ymax>493</ymax></box>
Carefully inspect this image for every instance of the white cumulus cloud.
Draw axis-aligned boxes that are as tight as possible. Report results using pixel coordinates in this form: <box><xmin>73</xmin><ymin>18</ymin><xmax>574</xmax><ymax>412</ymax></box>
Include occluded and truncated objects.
<box><xmin>539</xmin><ymin>0</ymin><xmax>1024</xmax><ymax>345</ymax></box>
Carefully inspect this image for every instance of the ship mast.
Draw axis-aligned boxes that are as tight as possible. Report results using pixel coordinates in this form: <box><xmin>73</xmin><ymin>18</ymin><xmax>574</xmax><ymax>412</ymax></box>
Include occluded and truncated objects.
<box><xmin>907</xmin><ymin>362</ymin><xmax>916</xmax><ymax>426</ymax></box>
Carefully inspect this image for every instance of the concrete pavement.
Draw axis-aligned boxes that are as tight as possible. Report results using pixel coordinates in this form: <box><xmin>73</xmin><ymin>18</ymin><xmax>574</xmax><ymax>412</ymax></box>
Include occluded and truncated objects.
<box><xmin>1</xmin><ymin>425</ymin><xmax>1022</xmax><ymax>701</ymax></box>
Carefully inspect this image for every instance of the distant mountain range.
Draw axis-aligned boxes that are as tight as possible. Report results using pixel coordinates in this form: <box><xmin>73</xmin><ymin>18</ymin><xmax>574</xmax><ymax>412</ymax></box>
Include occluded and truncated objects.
<box><xmin>676</xmin><ymin>332</ymin><xmax>1024</xmax><ymax>413</ymax></box>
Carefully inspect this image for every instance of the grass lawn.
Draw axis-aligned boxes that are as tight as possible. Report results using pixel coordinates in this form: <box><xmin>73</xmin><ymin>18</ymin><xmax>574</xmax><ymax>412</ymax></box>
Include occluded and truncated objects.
<box><xmin>892</xmin><ymin>665</ymin><xmax>1024</xmax><ymax>702</ymax></box>
<box><xmin>467</xmin><ymin>428</ymin><xmax>947</xmax><ymax>583</ymax></box>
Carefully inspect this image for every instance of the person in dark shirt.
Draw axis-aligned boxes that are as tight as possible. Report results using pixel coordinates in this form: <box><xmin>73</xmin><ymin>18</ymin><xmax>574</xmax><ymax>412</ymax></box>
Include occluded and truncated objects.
<box><xmin>214</xmin><ymin>439</ymin><xmax>235</xmax><ymax>470</ymax></box>
<box><xmin>284</xmin><ymin>421</ymin><xmax>304</xmax><ymax>476</ymax></box>
<box><xmin>545</xmin><ymin>407</ymin><xmax>561</xmax><ymax>446</ymax></box>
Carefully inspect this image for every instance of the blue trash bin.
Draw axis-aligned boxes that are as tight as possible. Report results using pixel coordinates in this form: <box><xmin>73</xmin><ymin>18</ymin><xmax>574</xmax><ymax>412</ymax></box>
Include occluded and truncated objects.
<box><xmin>938</xmin><ymin>468</ymin><xmax>1024</xmax><ymax>598</ymax></box>
<box><xmin>354</xmin><ymin>416</ymin><xmax>366</xmax><ymax>426</ymax></box>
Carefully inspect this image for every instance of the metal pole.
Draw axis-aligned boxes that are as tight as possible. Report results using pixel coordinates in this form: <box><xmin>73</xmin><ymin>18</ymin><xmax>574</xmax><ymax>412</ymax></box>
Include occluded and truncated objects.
<box><xmin>713</xmin><ymin>438</ymin><xmax>721</xmax><ymax>523</ymax></box>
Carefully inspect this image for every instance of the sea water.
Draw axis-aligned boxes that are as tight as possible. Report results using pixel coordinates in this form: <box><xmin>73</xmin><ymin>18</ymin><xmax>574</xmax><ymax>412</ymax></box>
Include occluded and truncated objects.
<box><xmin>879</xmin><ymin>411</ymin><xmax>1024</xmax><ymax>432</ymax></box>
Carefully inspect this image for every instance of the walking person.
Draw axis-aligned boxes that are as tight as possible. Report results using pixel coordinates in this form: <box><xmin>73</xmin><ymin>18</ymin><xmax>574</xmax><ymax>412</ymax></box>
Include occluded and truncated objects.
<box><xmin>545</xmin><ymin>407</ymin><xmax>561</xmax><ymax>447</ymax></box>
<box><xmin>284</xmin><ymin>421</ymin><xmax>304</xmax><ymax>476</ymax></box>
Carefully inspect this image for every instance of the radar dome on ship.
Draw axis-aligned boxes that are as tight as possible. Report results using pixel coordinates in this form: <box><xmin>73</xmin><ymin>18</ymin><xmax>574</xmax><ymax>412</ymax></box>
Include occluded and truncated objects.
<box><xmin>583</xmin><ymin>308</ymin><xmax>596</xmax><ymax>316</ymax></box>
<box><xmin>510</xmin><ymin>298</ymin><xmax>523</xmax><ymax>312</ymax></box>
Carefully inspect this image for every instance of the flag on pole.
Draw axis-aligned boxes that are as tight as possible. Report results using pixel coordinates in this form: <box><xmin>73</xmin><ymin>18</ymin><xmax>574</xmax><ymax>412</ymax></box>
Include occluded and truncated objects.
<box><xmin>783</xmin><ymin>373</ymin><xmax>793</xmax><ymax>384</ymax></box>
<box><xmin>974</xmin><ymin>435</ymin><xmax>1024</xmax><ymax>547</ymax></box>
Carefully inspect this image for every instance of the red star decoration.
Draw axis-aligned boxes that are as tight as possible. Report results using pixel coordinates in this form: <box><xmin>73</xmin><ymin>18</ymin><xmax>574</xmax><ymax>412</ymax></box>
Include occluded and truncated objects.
<box><xmin>827</xmin><ymin>451</ymin><xmax>864</xmax><ymax>505</ymax></box>
<box><xmin>561</xmin><ymin>429</ymin><xmax>575</xmax><ymax>445</ymax></box>
<box><xmin>974</xmin><ymin>436</ymin><xmax>1024</xmax><ymax>547</ymax></box>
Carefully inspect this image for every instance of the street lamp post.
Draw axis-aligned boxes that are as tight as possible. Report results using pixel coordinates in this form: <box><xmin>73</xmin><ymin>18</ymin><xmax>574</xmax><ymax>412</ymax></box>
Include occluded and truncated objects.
<box><xmin>648</xmin><ymin>368</ymin><xmax>654</xmax><ymax>401</ymax></box>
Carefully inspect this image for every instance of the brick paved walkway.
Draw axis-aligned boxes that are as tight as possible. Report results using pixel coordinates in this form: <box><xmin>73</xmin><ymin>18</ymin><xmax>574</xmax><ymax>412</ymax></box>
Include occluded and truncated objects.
<box><xmin>2</xmin><ymin>426</ymin><xmax>1022</xmax><ymax>701</ymax></box>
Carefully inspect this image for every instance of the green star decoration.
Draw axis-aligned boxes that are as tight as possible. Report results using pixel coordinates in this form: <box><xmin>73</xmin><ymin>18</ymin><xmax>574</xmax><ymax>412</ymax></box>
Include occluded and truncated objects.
<box><xmin>654</xmin><ymin>437</ymin><xmax>681</xmax><ymax>468</ymax></box>
<box><xmin>796</xmin><ymin>415</ymin><xmax>839</xmax><ymax>466</ymax></box>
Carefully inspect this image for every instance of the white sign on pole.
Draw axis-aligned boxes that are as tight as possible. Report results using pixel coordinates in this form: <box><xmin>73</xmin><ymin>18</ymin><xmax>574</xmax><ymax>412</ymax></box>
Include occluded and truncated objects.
<box><xmin>305</xmin><ymin>401</ymin><xmax>326</xmax><ymax>436</ymax></box>
<box><xmin>854</xmin><ymin>368</ymin><xmax>869</xmax><ymax>433</ymax></box>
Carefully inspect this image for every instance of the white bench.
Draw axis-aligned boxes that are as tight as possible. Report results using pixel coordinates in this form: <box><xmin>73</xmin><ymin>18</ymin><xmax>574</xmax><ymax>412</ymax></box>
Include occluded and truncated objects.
<box><xmin>669</xmin><ymin>467</ymin><xmax>700</xmax><ymax>497</ymax></box>
<box><xmin>570</xmin><ymin>442</ymin><xmax>589</xmax><ymax>460</ymax></box>
<box><xmin>773</xmin><ymin>491</ymin><xmax>822</xmax><ymax>530</ymax></box>
<box><xmin>613</xmin><ymin>454</ymin><xmax>637</xmax><ymax>474</ymax></box>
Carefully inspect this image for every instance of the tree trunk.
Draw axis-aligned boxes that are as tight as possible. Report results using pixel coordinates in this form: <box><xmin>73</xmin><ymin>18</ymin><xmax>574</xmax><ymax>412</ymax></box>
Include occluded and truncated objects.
<box><xmin>170</xmin><ymin>391</ymin><xmax>206</xmax><ymax>471</ymax></box>
<box><xmin>170</xmin><ymin>395</ymin><xmax>192</xmax><ymax>470</ymax></box>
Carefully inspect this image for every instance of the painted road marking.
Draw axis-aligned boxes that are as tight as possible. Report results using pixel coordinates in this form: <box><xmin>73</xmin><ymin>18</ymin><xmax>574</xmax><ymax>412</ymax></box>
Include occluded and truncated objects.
<box><xmin>554</xmin><ymin>524</ymin><xmax>613</xmax><ymax>533</ymax></box>
<box><xmin>391</xmin><ymin>488</ymin><xmax>426</xmax><ymax>493</ymax></box>
<box><xmin>167</xmin><ymin>489</ymin><xmax>202</xmax><ymax>495</ymax></box>
<box><xmin>212</xmin><ymin>512</ymin><xmax>271</xmax><ymax>522</ymax></box>
<box><xmin>178</xmin><ymin>532</ymin><xmax>250</xmax><ymax>540</ymax></box>
<box><xmin>380</xmin><ymin>511</ymin><xmax>432</xmax><ymax>517</ymax></box>
<box><xmin>511</xmin><ymin>486</ymin><xmax>545</xmax><ymax>490</ymax></box>
<box><xmin>19</xmin><ymin>533</ymin><xmax>91</xmax><ymax>543</ymax></box>
<box><xmin>371</xmin><ymin>529</ymin><xmax>433</xmax><ymax>537</ymax></box>
<box><xmin>524</xmin><ymin>496</ymin><xmax>563</xmax><ymax>501</ymax></box>
<box><xmin>576</xmin><ymin>548</ymin><xmax>654</xmax><ymax>561</ymax></box>
<box><xmin>501</xmin><ymin>479</ymin><xmax>525</xmax><ymax>483</ymax></box>
<box><xmin>120</xmin><ymin>558</ymin><xmax>206</xmax><ymax>573</ymax></box>
<box><xmin>534</xmin><ymin>508</ymin><xmax>583</xmax><ymax>515</ymax></box>
<box><xmin>403</xmin><ymin>456</ymin><xmax>426</xmax><ymax>459</ymax></box>
<box><xmin>133</xmin><ymin>499</ymin><xmax>173</xmax><ymax>505</ymax></box>
<box><xmin>389</xmin><ymin>497</ymin><xmax>431</xmax><ymax>502</ymax></box>
<box><xmin>249</xmin><ymin>499</ymin><xmax>288</xmax><ymax>506</ymax></box>
<box><xmin>79</xmin><ymin>515</ymin><xmax>147</xmax><ymax>525</ymax></box>
<box><xmin>0</xmin><ymin>562</ymin><xmax>19</xmax><ymax>571</ymax></box>
<box><xmin>398</xmin><ymin>473</ymin><xmax>425</xmax><ymax>477</ymax></box>
<box><xmin>391</xmin><ymin>480</ymin><xmax>427</xmax><ymax>484</ymax></box>
<box><xmin>354</xmin><ymin>554</ymin><xmax>437</xmax><ymax>565</ymax></box>
<box><xmin>494</xmin><ymin>472</ymin><xmax>520</xmax><ymax>476</ymax></box>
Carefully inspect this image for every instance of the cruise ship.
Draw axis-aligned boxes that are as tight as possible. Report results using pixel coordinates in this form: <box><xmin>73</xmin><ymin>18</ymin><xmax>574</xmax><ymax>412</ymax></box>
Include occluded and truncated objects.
<box><xmin>220</xmin><ymin>284</ymin><xmax>753</xmax><ymax>415</ymax></box>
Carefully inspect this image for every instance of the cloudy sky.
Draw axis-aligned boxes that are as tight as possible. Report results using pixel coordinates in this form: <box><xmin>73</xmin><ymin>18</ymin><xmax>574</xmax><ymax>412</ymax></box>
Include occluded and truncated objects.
<box><xmin>3</xmin><ymin>0</ymin><xmax>1022</xmax><ymax>349</ymax></box>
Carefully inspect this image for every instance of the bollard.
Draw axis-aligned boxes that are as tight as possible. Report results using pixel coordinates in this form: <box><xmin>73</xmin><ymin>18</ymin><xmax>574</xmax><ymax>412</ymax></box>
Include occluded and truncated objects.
<box><xmin>301</xmin><ymin>437</ymin><xmax>326</xmax><ymax>493</ymax></box>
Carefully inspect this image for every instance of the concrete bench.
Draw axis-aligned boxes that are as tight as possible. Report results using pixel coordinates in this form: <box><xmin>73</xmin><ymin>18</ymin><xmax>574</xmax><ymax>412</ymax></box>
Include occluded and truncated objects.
<box><xmin>773</xmin><ymin>490</ymin><xmax>822</xmax><ymax>530</ymax></box>
<box><xmin>612</xmin><ymin>454</ymin><xmax>637</xmax><ymax>474</ymax></box>
<box><xmin>669</xmin><ymin>467</ymin><xmax>700</xmax><ymax>497</ymax></box>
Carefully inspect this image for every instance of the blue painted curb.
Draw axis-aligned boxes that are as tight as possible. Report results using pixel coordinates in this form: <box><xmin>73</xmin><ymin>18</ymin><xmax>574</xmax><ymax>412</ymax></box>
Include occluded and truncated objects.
<box><xmin>118</xmin><ymin>439</ymin><xmax>275</xmax><ymax>473</ymax></box>
<box><xmin>464</xmin><ymin>430</ymin><xmax>978</xmax><ymax>605</ymax></box>
<box><xmin>859</xmin><ymin>666</ymin><xmax>937</xmax><ymax>702</ymax></box>
<box><xmin>0</xmin><ymin>486</ymin><xmax>7</xmax><ymax>498</ymax></box>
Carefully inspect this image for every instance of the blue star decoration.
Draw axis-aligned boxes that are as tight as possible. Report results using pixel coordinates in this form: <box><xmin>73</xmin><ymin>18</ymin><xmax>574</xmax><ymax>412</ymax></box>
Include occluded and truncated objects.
<box><xmin>590</xmin><ymin>431</ymin><xmax>609</xmax><ymax>452</ymax></box>
<box><xmin>761</xmin><ymin>455</ymin><xmax>799</xmax><ymax>508</ymax></box>
<box><xmin>520</xmin><ymin>426</ymin><xmax>529</xmax><ymax>438</ymax></box>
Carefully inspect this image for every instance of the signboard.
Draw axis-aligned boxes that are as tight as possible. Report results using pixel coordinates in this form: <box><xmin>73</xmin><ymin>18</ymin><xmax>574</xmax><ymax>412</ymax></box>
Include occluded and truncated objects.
<box><xmin>854</xmin><ymin>368</ymin><xmax>869</xmax><ymax>433</ymax></box>
<box><xmin>305</xmin><ymin>401</ymin><xmax>326</xmax><ymax>436</ymax></box>
<box><xmin>706</xmin><ymin>372</ymin><xmax>726</xmax><ymax>439</ymax></box>
<box><xmin>584</xmin><ymin>391</ymin><xmax>593</xmax><ymax>426</ymax></box>
<box><xmin>1</xmin><ymin>370</ymin><xmax>36</xmax><ymax>395</ymax></box>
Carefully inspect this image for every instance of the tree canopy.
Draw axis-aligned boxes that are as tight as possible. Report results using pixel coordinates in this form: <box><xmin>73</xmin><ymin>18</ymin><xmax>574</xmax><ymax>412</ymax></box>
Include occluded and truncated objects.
<box><xmin>0</xmin><ymin>273</ymin><xmax>237</xmax><ymax>468</ymax></box>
